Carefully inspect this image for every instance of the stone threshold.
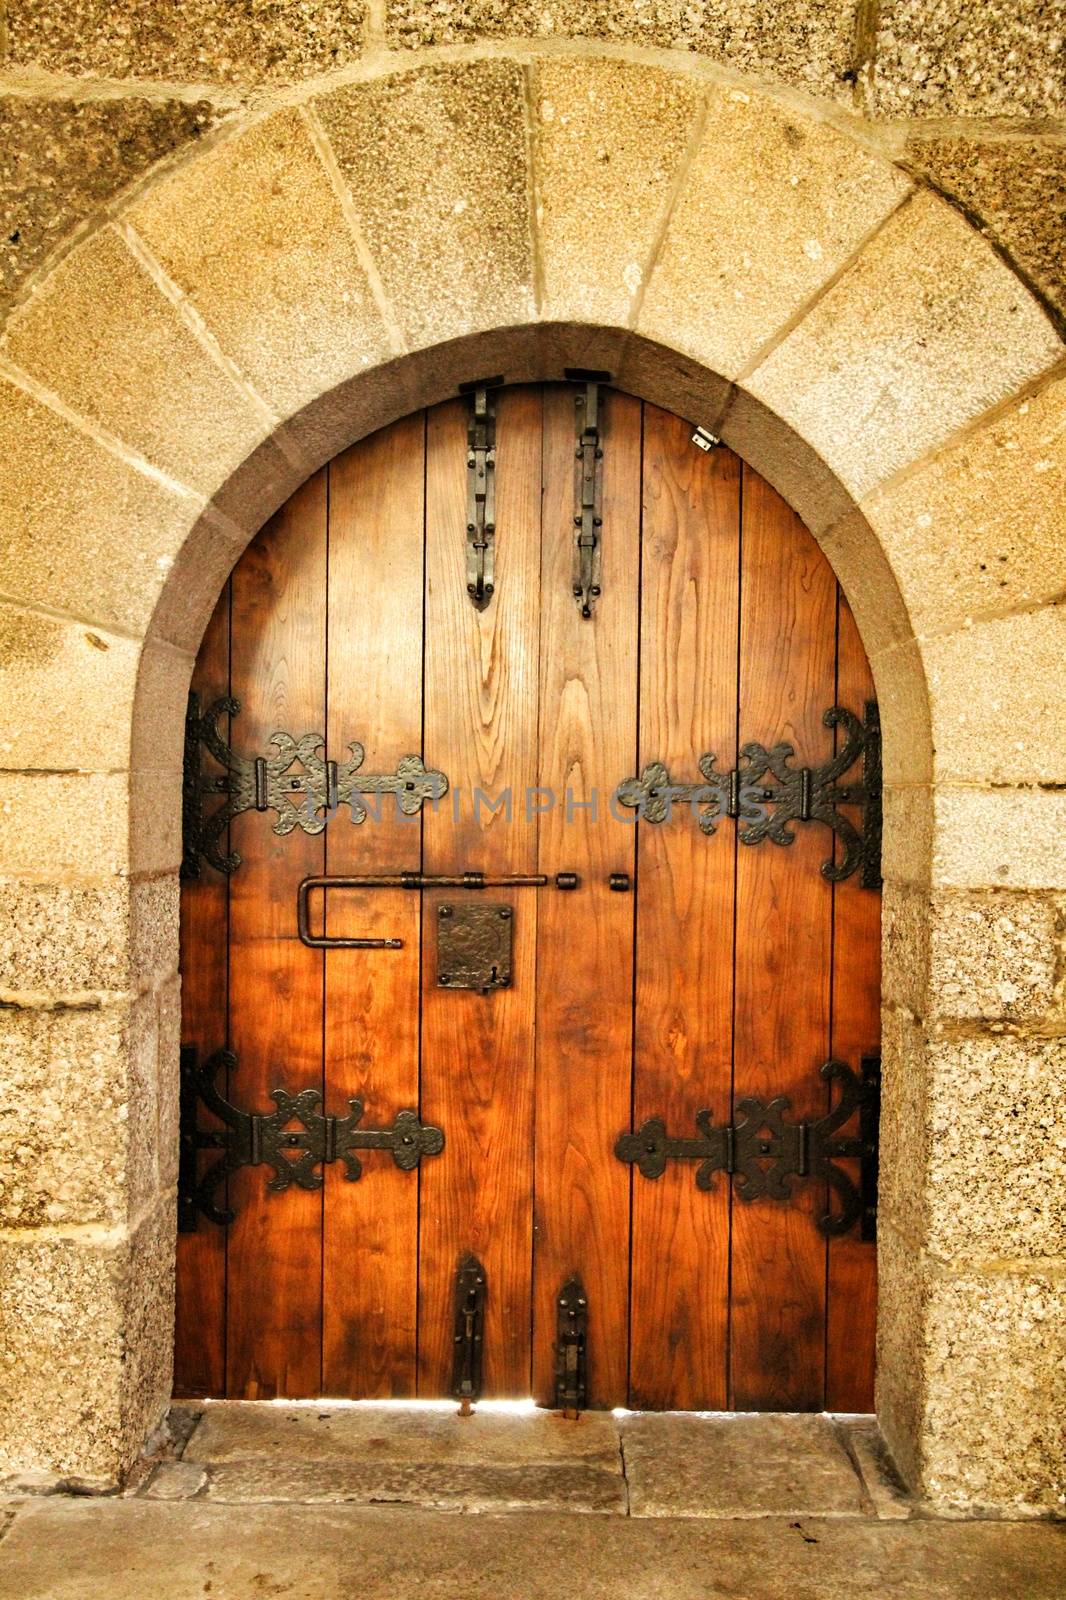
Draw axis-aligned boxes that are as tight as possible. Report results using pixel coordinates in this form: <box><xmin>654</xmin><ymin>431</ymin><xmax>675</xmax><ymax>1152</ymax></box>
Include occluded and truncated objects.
<box><xmin>14</xmin><ymin>1403</ymin><xmax>919</xmax><ymax>1520</ymax></box>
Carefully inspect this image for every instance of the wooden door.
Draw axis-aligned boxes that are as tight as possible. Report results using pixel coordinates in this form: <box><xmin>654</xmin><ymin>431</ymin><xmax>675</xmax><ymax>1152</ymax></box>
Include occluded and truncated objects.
<box><xmin>177</xmin><ymin>385</ymin><xmax>880</xmax><ymax>1411</ymax></box>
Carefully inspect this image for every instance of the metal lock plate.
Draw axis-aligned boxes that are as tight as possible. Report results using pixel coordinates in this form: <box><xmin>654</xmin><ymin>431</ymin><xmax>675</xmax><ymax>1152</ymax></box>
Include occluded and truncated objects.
<box><xmin>437</xmin><ymin>902</ymin><xmax>513</xmax><ymax>992</ymax></box>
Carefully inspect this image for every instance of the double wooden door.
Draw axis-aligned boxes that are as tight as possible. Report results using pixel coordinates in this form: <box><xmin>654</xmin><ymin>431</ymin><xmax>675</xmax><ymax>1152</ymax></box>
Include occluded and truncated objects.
<box><xmin>177</xmin><ymin>384</ymin><xmax>879</xmax><ymax>1412</ymax></box>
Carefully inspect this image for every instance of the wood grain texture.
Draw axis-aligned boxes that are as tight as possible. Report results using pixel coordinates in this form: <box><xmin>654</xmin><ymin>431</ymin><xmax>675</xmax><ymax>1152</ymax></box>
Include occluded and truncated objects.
<box><xmin>533</xmin><ymin>385</ymin><xmax>640</xmax><ymax>1408</ymax></box>
<box><xmin>176</xmin><ymin>390</ymin><xmax>882</xmax><ymax>1412</ymax></box>
<box><xmin>826</xmin><ymin>595</ymin><xmax>880</xmax><ymax>1412</ymax></box>
<box><xmin>174</xmin><ymin>586</ymin><xmax>229</xmax><ymax>1397</ymax></box>
<box><xmin>629</xmin><ymin>413</ymin><xmax>740</xmax><ymax>1410</ymax></box>
<box><xmin>729</xmin><ymin>465</ymin><xmax>836</xmax><ymax>1411</ymax></box>
<box><xmin>418</xmin><ymin>388</ymin><xmax>542</xmax><ymax>1396</ymax></box>
<box><xmin>322</xmin><ymin>417</ymin><xmax>426</xmax><ymax>1397</ymax></box>
<box><xmin>225</xmin><ymin>471</ymin><xmax>327</xmax><ymax>1399</ymax></box>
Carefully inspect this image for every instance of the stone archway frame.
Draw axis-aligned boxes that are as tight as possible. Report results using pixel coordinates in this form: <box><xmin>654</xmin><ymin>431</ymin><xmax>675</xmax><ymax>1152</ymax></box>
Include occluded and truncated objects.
<box><xmin>0</xmin><ymin>44</ymin><xmax>1062</xmax><ymax>1513</ymax></box>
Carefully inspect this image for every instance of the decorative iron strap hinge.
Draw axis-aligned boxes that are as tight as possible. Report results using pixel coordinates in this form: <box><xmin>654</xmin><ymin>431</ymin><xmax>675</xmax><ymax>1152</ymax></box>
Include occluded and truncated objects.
<box><xmin>178</xmin><ymin>1046</ymin><xmax>445</xmax><ymax>1230</ymax></box>
<box><xmin>569</xmin><ymin>368</ymin><xmax>610</xmax><ymax>618</ymax></box>
<box><xmin>182</xmin><ymin>692</ymin><xmax>449</xmax><ymax>877</ymax></box>
<box><xmin>616</xmin><ymin>1056</ymin><xmax>880</xmax><ymax>1240</ymax></box>
<box><xmin>463</xmin><ymin>376</ymin><xmax>501</xmax><ymax>610</ymax></box>
<box><xmin>554</xmin><ymin>1275</ymin><xmax>589</xmax><ymax>1419</ymax></box>
<box><xmin>617</xmin><ymin>701</ymin><xmax>882</xmax><ymax>888</ymax></box>
<box><xmin>451</xmin><ymin>1253</ymin><xmax>487</xmax><ymax>1415</ymax></box>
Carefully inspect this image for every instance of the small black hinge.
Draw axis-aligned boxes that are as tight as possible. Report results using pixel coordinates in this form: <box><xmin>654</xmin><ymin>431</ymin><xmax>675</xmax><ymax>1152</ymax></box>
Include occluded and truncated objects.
<box><xmin>451</xmin><ymin>1252</ymin><xmax>487</xmax><ymax>1414</ymax></box>
<box><xmin>554</xmin><ymin>1274</ymin><xmax>589</xmax><ymax>1418</ymax></box>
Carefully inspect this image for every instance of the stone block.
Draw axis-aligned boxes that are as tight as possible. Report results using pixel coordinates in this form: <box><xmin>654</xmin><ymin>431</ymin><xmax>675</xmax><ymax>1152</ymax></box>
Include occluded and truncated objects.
<box><xmin>0</xmin><ymin>377</ymin><xmax>196</xmax><ymax>636</ymax></box>
<box><xmin>147</xmin><ymin>512</ymin><xmax>248</xmax><ymax>656</ymax></box>
<box><xmin>131</xmin><ymin>641</ymin><xmax>194</xmax><ymax>778</ymax></box>
<box><xmin>866</xmin><ymin>639</ymin><xmax>931</xmax><ymax>787</ymax></box>
<box><xmin>1</xmin><ymin>227</ymin><xmax>271</xmax><ymax>496</ymax></box>
<box><xmin>925</xmin><ymin>1035</ymin><xmax>1065</xmax><ymax>1263</ymax></box>
<box><xmin>924</xmin><ymin>606</ymin><xmax>1066</xmax><ymax>786</ymax></box>
<box><xmin>872</xmin><ymin>3</ymin><xmax>1066</xmax><ymax>118</ymax></box>
<box><xmin>877</xmin><ymin>1006</ymin><xmax>929</xmax><ymax>1249</ymax></box>
<box><xmin>387</xmin><ymin>2</ymin><xmax>862</xmax><ymax>103</ymax></box>
<box><xmin>0</xmin><ymin>1201</ymin><xmax>172</xmax><ymax>1487</ymax></box>
<box><xmin>875</xmin><ymin>1223</ymin><xmax>928</xmax><ymax>1492</ymax></box>
<box><xmin>203</xmin><ymin>1458</ymin><xmax>626</xmax><ymax>1512</ymax></box>
<box><xmin>621</xmin><ymin>1412</ymin><xmax>864</xmax><ymax>1518</ymax></box>
<box><xmin>143</xmin><ymin>1460</ymin><xmax>207</xmax><ymax>1500</ymax></box>
<box><xmin>314</xmin><ymin>61</ymin><xmax>534</xmax><ymax>350</ymax></box>
<box><xmin>919</xmin><ymin>1265</ymin><xmax>1066</xmax><ymax>1513</ymax></box>
<box><xmin>0</xmin><ymin>771</ymin><xmax>129</xmax><ymax>879</ymax></box>
<box><xmin>880</xmin><ymin>785</ymin><xmax>933</xmax><ymax>888</ymax></box>
<box><xmin>185</xmin><ymin>1402</ymin><xmax>620</xmax><ymax>1465</ymax></box>
<box><xmin>157</xmin><ymin>974</ymin><xmax>183</xmax><ymax>1195</ymax></box>
<box><xmin>533</xmin><ymin>58</ymin><xmax>701</xmax><ymax>327</ymax></box>
<box><xmin>0</xmin><ymin>999</ymin><xmax>161</xmax><ymax>1227</ymax></box>
<box><xmin>747</xmin><ymin>193</ymin><xmax>1063</xmax><ymax>504</ymax></box>
<box><xmin>128</xmin><ymin>109</ymin><xmax>393</xmax><ymax>423</ymax></box>
<box><xmin>907</xmin><ymin>135</ymin><xmax>1066</xmax><ymax>324</ymax></box>
<box><xmin>639</xmin><ymin>83</ymin><xmax>909</xmax><ymax>381</ymax></box>
<box><xmin>0</xmin><ymin>95</ymin><xmax>216</xmax><ymax>316</ymax></box>
<box><xmin>5</xmin><ymin>1498</ymin><xmax>1066</xmax><ymax>1596</ymax></box>
<box><xmin>4</xmin><ymin>0</ymin><xmax>367</xmax><ymax>84</ymax></box>
<box><xmin>839</xmin><ymin>1419</ymin><xmax>913</xmax><ymax>1519</ymax></box>
<box><xmin>0</xmin><ymin>874</ymin><xmax>178</xmax><ymax>998</ymax></box>
<box><xmin>0</xmin><ymin>603</ymin><xmax>140</xmax><ymax>773</ymax></box>
<box><xmin>932</xmin><ymin>787</ymin><xmax>1066</xmax><ymax>891</ymax></box>
<box><xmin>881</xmin><ymin>881</ymin><xmax>930</xmax><ymax>1013</ymax></box>
<box><xmin>855</xmin><ymin>374</ymin><xmax>1066</xmax><ymax>641</ymax></box>
<box><xmin>926</xmin><ymin>890</ymin><xmax>1060</xmax><ymax>1024</ymax></box>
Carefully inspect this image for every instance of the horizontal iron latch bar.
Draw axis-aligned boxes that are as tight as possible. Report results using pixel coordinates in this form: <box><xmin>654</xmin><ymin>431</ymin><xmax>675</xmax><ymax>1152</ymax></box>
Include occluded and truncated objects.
<box><xmin>296</xmin><ymin>870</ymin><xmax>580</xmax><ymax>949</ymax></box>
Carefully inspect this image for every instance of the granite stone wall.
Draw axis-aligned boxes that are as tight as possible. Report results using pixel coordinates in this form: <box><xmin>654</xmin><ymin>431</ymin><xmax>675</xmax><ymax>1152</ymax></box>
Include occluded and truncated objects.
<box><xmin>1</xmin><ymin>2</ymin><xmax>1062</xmax><ymax>325</ymax></box>
<box><xmin>0</xmin><ymin>5</ymin><xmax>1062</xmax><ymax>1518</ymax></box>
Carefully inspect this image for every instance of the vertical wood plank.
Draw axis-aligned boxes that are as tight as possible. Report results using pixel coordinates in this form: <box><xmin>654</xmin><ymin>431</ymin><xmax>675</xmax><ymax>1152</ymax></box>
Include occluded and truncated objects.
<box><xmin>418</xmin><ymin>388</ymin><xmax>542</xmax><ymax>1397</ymax></box>
<box><xmin>628</xmin><ymin>415</ymin><xmax>739</xmax><ymax>1410</ymax></box>
<box><xmin>174</xmin><ymin>587</ymin><xmax>230</xmax><ymax>1396</ymax></box>
<box><xmin>533</xmin><ymin>385</ymin><xmax>641</xmax><ymax>1408</ymax></box>
<box><xmin>730</xmin><ymin>466</ymin><xmax>836</xmax><ymax>1410</ymax></box>
<box><xmin>826</xmin><ymin>595</ymin><xmax>880</xmax><ymax>1411</ymax></box>
<box><xmin>322</xmin><ymin>417</ymin><xmax>426</xmax><ymax>1397</ymax></box>
<box><xmin>226</xmin><ymin>471</ymin><xmax>327</xmax><ymax>1398</ymax></box>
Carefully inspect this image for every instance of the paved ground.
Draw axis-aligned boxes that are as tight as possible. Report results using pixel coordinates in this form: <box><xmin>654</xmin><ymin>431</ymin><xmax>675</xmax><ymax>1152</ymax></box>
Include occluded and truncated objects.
<box><xmin>1</xmin><ymin>1405</ymin><xmax>1062</xmax><ymax>1598</ymax></box>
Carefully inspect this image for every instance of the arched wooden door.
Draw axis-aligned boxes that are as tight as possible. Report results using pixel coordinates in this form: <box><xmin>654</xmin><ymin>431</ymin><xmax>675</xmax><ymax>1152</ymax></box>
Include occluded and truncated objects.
<box><xmin>176</xmin><ymin>384</ymin><xmax>881</xmax><ymax>1412</ymax></box>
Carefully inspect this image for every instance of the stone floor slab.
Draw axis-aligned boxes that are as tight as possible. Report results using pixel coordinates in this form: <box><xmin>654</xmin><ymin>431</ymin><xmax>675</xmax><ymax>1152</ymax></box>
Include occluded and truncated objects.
<box><xmin>621</xmin><ymin>1412</ymin><xmax>866</xmax><ymax>1518</ymax></box>
<box><xmin>183</xmin><ymin>1402</ymin><xmax>620</xmax><ymax>1466</ymax></box>
<box><xmin>839</xmin><ymin>1419</ymin><xmax>913</xmax><ymax>1520</ymax></box>
<box><xmin>2</xmin><ymin>1500</ymin><xmax>1065</xmax><ymax>1600</ymax></box>
<box><xmin>201</xmin><ymin>1459</ymin><xmax>625</xmax><ymax>1513</ymax></box>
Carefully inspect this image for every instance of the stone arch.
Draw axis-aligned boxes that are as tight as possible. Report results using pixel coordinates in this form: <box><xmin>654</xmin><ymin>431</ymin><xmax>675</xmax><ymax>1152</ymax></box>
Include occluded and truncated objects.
<box><xmin>0</xmin><ymin>47</ymin><xmax>1062</xmax><ymax>1513</ymax></box>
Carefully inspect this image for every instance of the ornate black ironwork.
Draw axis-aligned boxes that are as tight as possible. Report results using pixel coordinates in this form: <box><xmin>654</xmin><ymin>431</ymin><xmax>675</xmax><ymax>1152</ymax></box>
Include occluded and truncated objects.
<box><xmin>181</xmin><ymin>692</ymin><xmax>449</xmax><ymax>877</ymax></box>
<box><xmin>464</xmin><ymin>379</ymin><xmax>500</xmax><ymax>610</ymax></box>
<box><xmin>616</xmin><ymin>701</ymin><xmax>881</xmax><ymax>888</ymax></box>
<box><xmin>615</xmin><ymin>1055</ymin><xmax>880</xmax><ymax>1240</ymax></box>
<box><xmin>554</xmin><ymin>1275</ymin><xmax>588</xmax><ymax>1418</ymax></box>
<box><xmin>451</xmin><ymin>1253</ymin><xmax>487</xmax><ymax>1414</ymax></box>
<box><xmin>178</xmin><ymin>1046</ymin><xmax>445</xmax><ymax>1230</ymax></box>
<box><xmin>570</xmin><ymin>370</ymin><xmax>609</xmax><ymax>618</ymax></box>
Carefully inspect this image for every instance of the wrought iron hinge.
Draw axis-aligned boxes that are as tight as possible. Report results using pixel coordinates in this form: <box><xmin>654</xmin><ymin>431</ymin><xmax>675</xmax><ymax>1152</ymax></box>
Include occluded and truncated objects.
<box><xmin>617</xmin><ymin>701</ymin><xmax>882</xmax><ymax>888</ymax></box>
<box><xmin>178</xmin><ymin>1046</ymin><xmax>445</xmax><ymax>1229</ymax></box>
<box><xmin>451</xmin><ymin>1253</ymin><xmax>487</xmax><ymax>1415</ymax></box>
<box><xmin>463</xmin><ymin>377</ymin><xmax>501</xmax><ymax>611</ymax></box>
<box><xmin>569</xmin><ymin>369</ymin><xmax>609</xmax><ymax>618</ymax></box>
<box><xmin>182</xmin><ymin>693</ymin><xmax>449</xmax><ymax>877</ymax></box>
<box><xmin>616</xmin><ymin>1055</ymin><xmax>880</xmax><ymax>1240</ymax></box>
<box><xmin>554</xmin><ymin>1275</ymin><xmax>588</xmax><ymax>1419</ymax></box>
